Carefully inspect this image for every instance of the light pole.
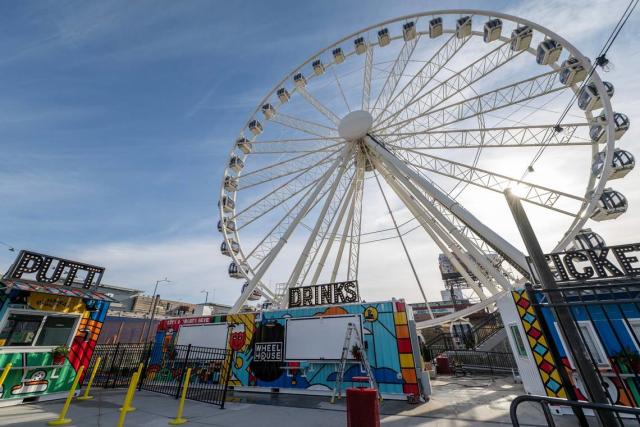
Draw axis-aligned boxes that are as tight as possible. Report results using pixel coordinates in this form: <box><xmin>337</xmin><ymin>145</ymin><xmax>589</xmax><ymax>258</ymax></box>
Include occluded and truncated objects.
<box><xmin>143</xmin><ymin>278</ymin><xmax>171</xmax><ymax>344</ymax></box>
<box><xmin>201</xmin><ymin>290</ymin><xmax>209</xmax><ymax>305</ymax></box>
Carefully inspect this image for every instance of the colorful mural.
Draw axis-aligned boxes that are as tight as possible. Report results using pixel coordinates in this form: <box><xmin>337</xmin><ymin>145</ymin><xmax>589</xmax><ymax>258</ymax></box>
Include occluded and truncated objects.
<box><xmin>152</xmin><ymin>300</ymin><xmax>422</xmax><ymax>398</ymax></box>
<box><xmin>0</xmin><ymin>284</ymin><xmax>110</xmax><ymax>402</ymax></box>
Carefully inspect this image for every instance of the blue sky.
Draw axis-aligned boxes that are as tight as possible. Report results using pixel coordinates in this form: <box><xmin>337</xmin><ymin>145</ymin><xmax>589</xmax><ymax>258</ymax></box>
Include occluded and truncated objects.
<box><xmin>1</xmin><ymin>1</ymin><xmax>639</xmax><ymax>305</ymax></box>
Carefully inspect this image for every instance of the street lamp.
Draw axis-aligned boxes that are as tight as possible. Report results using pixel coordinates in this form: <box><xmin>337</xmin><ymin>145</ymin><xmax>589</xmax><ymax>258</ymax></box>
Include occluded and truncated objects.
<box><xmin>143</xmin><ymin>278</ymin><xmax>172</xmax><ymax>343</ymax></box>
<box><xmin>201</xmin><ymin>290</ymin><xmax>209</xmax><ymax>305</ymax></box>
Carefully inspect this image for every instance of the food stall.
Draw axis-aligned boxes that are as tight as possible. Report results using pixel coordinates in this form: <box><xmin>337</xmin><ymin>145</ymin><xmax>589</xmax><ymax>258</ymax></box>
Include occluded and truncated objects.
<box><xmin>0</xmin><ymin>250</ymin><xmax>112</xmax><ymax>406</ymax></box>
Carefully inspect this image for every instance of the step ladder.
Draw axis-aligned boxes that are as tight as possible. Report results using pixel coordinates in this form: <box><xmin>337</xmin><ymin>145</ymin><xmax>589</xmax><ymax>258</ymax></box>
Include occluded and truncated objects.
<box><xmin>331</xmin><ymin>322</ymin><xmax>380</xmax><ymax>403</ymax></box>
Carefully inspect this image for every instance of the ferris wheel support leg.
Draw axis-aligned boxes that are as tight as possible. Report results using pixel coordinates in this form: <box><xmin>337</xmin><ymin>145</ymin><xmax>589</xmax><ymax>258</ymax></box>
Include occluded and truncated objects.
<box><xmin>280</xmin><ymin>147</ymin><xmax>353</xmax><ymax>305</ymax></box>
<box><xmin>230</xmin><ymin>152</ymin><xmax>346</xmax><ymax>313</ymax></box>
<box><xmin>381</xmin><ymin>167</ymin><xmax>489</xmax><ymax>301</ymax></box>
<box><xmin>310</xmin><ymin>177</ymin><xmax>356</xmax><ymax>286</ymax></box>
<box><xmin>369</xmin><ymin>149</ymin><xmax>507</xmax><ymax>294</ymax></box>
<box><xmin>364</xmin><ymin>135</ymin><xmax>528</xmax><ymax>272</ymax></box>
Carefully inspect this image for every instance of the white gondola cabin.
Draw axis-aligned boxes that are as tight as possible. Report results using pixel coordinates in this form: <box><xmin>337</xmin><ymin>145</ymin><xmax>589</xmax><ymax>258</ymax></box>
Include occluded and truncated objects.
<box><xmin>312</xmin><ymin>59</ymin><xmax>325</xmax><ymax>76</ymax></box>
<box><xmin>228</xmin><ymin>261</ymin><xmax>249</xmax><ymax>279</ymax></box>
<box><xmin>591</xmin><ymin>188</ymin><xmax>627</xmax><ymax>221</ymax></box>
<box><xmin>570</xmin><ymin>228</ymin><xmax>606</xmax><ymax>251</ymax></box>
<box><xmin>332</xmin><ymin>47</ymin><xmax>345</xmax><ymax>64</ymax></box>
<box><xmin>293</xmin><ymin>73</ymin><xmax>307</xmax><ymax>88</ymax></box>
<box><xmin>228</xmin><ymin>155</ymin><xmax>244</xmax><ymax>173</ymax></box>
<box><xmin>511</xmin><ymin>26</ymin><xmax>533</xmax><ymax>51</ymax></box>
<box><xmin>236</xmin><ymin>137</ymin><xmax>252</xmax><ymax>154</ymax></box>
<box><xmin>592</xmin><ymin>148</ymin><xmax>635</xmax><ymax>180</ymax></box>
<box><xmin>261</xmin><ymin>103</ymin><xmax>276</xmax><ymax>120</ymax></box>
<box><xmin>219</xmin><ymin>195</ymin><xmax>235</xmax><ymax>213</ymax></box>
<box><xmin>536</xmin><ymin>39</ymin><xmax>562</xmax><ymax>65</ymax></box>
<box><xmin>221</xmin><ymin>240</ymin><xmax>240</xmax><ymax>257</ymax></box>
<box><xmin>241</xmin><ymin>282</ymin><xmax>263</xmax><ymax>301</ymax></box>
<box><xmin>403</xmin><ymin>22</ymin><xmax>416</xmax><ymax>41</ymax></box>
<box><xmin>578</xmin><ymin>81</ymin><xmax>614</xmax><ymax>111</ymax></box>
<box><xmin>483</xmin><ymin>18</ymin><xmax>502</xmax><ymax>43</ymax></box>
<box><xmin>429</xmin><ymin>17</ymin><xmax>443</xmax><ymax>38</ymax></box>
<box><xmin>248</xmin><ymin>119</ymin><xmax>263</xmax><ymax>136</ymax></box>
<box><xmin>378</xmin><ymin>28</ymin><xmax>390</xmax><ymax>46</ymax></box>
<box><xmin>277</xmin><ymin>88</ymin><xmax>290</xmax><ymax>103</ymax></box>
<box><xmin>354</xmin><ymin>37</ymin><xmax>367</xmax><ymax>54</ymax></box>
<box><xmin>217</xmin><ymin>218</ymin><xmax>236</xmax><ymax>233</ymax></box>
<box><xmin>456</xmin><ymin>16</ymin><xmax>472</xmax><ymax>39</ymax></box>
<box><xmin>559</xmin><ymin>57</ymin><xmax>587</xmax><ymax>86</ymax></box>
<box><xmin>589</xmin><ymin>112</ymin><xmax>629</xmax><ymax>143</ymax></box>
<box><xmin>224</xmin><ymin>175</ymin><xmax>238</xmax><ymax>192</ymax></box>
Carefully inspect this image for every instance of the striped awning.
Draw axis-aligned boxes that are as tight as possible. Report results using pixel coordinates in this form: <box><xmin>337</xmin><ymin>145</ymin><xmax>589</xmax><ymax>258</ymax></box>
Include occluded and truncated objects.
<box><xmin>0</xmin><ymin>279</ymin><xmax>114</xmax><ymax>302</ymax></box>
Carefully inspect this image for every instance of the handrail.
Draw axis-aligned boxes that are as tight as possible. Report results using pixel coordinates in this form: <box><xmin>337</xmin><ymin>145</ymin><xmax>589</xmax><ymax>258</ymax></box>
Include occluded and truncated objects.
<box><xmin>510</xmin><ymin>394</ymin><xmax>640</xmax><ymax>427</ymax></box>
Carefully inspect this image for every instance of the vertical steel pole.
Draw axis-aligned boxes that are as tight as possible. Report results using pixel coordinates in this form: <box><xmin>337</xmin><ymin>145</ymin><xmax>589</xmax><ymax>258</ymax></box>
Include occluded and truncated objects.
<box><xmin>504</xmin><ymin>189</ymin><xmax>618</xmax><ymax>427</ymax></box>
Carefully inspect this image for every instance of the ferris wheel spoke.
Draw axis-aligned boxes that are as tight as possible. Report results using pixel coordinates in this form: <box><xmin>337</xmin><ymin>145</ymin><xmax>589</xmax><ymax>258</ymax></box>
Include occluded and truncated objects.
<box><xmin>370</xmin><ymin>33</ymin><xmax>420</xmax><ymax>115</ymax></box>
<box><xmin>231</xmin><ymin>151</ymin><xmax>347</xmax><ymax>312</ymax></box>
<box><xmin>237</xmin><ymin>151</ymin><xmax>340</xmax><ymax>191</ymax></box>
<box><xmin>375</xmin><ymin>69</ymin><xmax>567</xmax><ymax>135</ymax></box>
<box><xmin>347</xmin><ymin>150</ymin><xmax>365</xmax><ymax>281</ymax></box>
<box><xmin>383</xmin><ymin>171</ymin><xmax>489</xmax><ymax>299</ymax></box>
<box><xmin>296</xmin><ymin>87</ymin><xmax>341</xmax><ymax>126</ymax></box>
<box><xmin>383</xmin><ymin>123</ymin><xmax>591</xmax><ymax>149</ymax></box>
<box><xmin>234</xmin><ymin>168</ymin><xmax>328</xmax><ymax>229</ymax></box>
<box><xmin>298</xmin><ymin>171</ymin><xmax>355</xmax><ymax>287</ymax></box>
<box><xmin>361</xmin><ymin>43</ymin><xmax>374</xmax><ymax>111</ymax></box>
<box><xmin>310</xmin><ymin>174</ymin><xmax>357</xmax><ymax>286</ymax></box>
<box><xmin>396</xmin><ymin>148</ymin><xmax>584</xmax><ymax>215</ymax></box>
<box><xmin>269</xmin><ymin>111</ymin><xmax>339</xmax><ymax>138</ymax></box>
<box><xmin>373</xmin><ymin>33</ymin><xmax>470</xmax><ymax>125</ymax></box>
<box><xmin>281</xmin><ymin>147</ymin><xmax>353</xmax><ymax>300</ymax></box>
<box><xmin>332</xmin><ymin>67</ymin><xmax>351</xmax><ymax>113</ymax></box>
<box><xmin>375</xmin><ymin>40</ymin><xmax>522</xmax><ymax>130</ymax></box>
<box><xmin>377</xmin><ymin>157</ymin><xmax>503</xmax><ymax>295</ymax></box>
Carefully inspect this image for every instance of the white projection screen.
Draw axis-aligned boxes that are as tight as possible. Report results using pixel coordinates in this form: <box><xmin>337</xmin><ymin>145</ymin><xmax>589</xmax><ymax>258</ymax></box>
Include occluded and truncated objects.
<box><xmin>176</xmin><ymin>323</ymin><xmax>228</xmax><ymax>348</ymax></box>
<box><xmin>285</xmin><ymin>315</ymin><xmax>362</xmax><ymax>361</ymax></box>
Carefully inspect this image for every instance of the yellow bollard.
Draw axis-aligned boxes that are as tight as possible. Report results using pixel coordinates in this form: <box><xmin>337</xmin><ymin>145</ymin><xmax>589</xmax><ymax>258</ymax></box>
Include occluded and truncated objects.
<box><xmin>119</xmin><ymin>371</ymin><xmax>140</xmax><ymax>413</ymax></box>
<box><xmin>77</xmin><ymin>357</ymin><xmax>101</xmax><ymax>401</ymax></box>
<box><xmin>116</xmin><ymin>371</ymin><xmax>140</xmax><ymax>427</ymax></box>
<box><xmin>0</xmin><ymin>363</ymin><xmax>13</xmax><ymax>389</ymax></box>
<box><xmin>168</xmin><ymin>368</ymin><xmax>191</xmax><ymax>425</ymax></box>
<box><xmin>47</xmin><ymin>365</ymin><xmax>85</xmax><ymax>426</ymax></box>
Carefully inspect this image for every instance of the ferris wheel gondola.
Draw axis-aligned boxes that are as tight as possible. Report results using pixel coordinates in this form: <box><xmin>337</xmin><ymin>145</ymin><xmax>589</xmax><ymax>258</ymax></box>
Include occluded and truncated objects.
<box><xmin>217</xmin><ymin>10</ymin><xmax>632</xmax><ymax>317</ymax></box>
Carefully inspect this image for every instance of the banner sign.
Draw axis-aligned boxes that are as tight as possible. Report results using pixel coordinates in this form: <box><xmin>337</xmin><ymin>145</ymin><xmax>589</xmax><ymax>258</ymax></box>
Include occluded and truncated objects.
<box><xmin>253</xmin><ymin>342</ymin><xmax>283</xmax><ymax>362</ymax></box>
<box><xmin>288</xmin><ymin>280</ymin><xmax>359</xmax><ymax>308</ymax></box>
<box><xmin>5</xmin><ymin>250</ymin><xmax>105</xmax><ymax>289</ymax></box>
<box><xmin>534</xmin><ymin>243</ymin><xmax>640</xmax><ymax>285</ymax></box>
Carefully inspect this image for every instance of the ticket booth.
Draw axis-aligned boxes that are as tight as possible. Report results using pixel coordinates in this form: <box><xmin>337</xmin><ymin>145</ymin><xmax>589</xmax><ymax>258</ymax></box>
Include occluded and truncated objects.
<box><xmin>0</xmin><ymin>250</ymin><xmax>112</xmax><ymax>406</ymax></box>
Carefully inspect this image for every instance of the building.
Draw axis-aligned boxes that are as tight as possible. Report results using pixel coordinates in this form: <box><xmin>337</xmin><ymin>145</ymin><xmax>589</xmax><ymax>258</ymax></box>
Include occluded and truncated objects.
<box><xmin>193</xmin><ymin>302</ymin><xmax>231</xmax><ymax>316</ymax></box>
<box><xmin>97</xmin><ymin>282</ymin><xmax>144</xmax><ymax>313</ymax></box>
<box><xmin>409</xmin><ymin>299</ymin><xmax>474</xmax><ymax>322</ymax></box>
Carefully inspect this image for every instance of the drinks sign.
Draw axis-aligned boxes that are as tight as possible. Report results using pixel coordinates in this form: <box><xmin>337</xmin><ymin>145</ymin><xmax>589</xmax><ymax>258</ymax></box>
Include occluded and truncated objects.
<box><xmin>6</xmin><ymin>250</ymin><xmax>105</xmax><ymax>289</ymax></box>
<box><xmin>288</xmin><ymin>280</ymin><xmax>359</xmax><ymax>308</ymax></box>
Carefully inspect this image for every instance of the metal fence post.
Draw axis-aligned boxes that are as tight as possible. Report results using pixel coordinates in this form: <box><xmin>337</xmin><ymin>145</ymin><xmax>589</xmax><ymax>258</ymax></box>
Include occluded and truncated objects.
<box><xmin>219</xmin><ymin>350</ymin><xmax>235</xmax><ymax>409</ymax></box>
<box><xmin>138</xmin><ymin>343</ymin><xmax>151</xmax><ymax>391</ymax></box>
<box><xmin>105</xmin><ymin>343</ymin><xmax>120</xmax><ymax>388</ymax></box>
<box><xmin>176</xmin><ymin>344</ymin><xmax>192</xmax><ymax>399</ymax></box>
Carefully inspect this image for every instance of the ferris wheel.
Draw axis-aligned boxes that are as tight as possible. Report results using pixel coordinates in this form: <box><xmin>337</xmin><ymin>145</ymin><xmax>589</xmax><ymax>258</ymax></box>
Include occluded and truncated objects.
<box><xmin>218</xmin><ymin>10</ymin><xmax>634</xmax><ymax>317</ymax></box>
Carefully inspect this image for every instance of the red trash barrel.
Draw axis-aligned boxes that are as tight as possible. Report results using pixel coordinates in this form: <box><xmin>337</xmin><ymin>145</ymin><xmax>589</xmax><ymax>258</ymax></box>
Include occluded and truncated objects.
<box><xmin>435</xmin><ymin>355</ymin><xmax>450</xmax><ymax>375</ymax></box>
<box><xmin>346</xmin><ymin>387</ymin><xmax>380</xmax><ymax>427</ymax></box>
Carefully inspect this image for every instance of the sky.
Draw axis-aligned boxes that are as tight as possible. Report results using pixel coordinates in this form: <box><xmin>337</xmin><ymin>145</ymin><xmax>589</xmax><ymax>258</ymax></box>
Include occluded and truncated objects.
<box><xmin>1</xmin><ymin>0</ymin><xmax>639</xmax><ymax>307</ymax></box>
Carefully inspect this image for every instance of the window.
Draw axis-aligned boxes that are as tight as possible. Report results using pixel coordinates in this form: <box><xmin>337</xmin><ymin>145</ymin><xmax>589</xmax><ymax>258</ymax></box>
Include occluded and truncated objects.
<box><xmin>509</xmin><ymin>323</ymin><xmax>528</xmax><ymax>357</ymax></box>
<box><xmin>555</xmin><ymin>321</ymin><xmax>609</xmax><ymax>368</ymax></box>
<box><xmin>624</xmin><ymin>319</ymin><xmax>640</xmax><ymax>351</ymax></box>
<box><xmin>0</xmin><ymin>311</ymin><xmax>78</xmax><ymax>348</ymax></box>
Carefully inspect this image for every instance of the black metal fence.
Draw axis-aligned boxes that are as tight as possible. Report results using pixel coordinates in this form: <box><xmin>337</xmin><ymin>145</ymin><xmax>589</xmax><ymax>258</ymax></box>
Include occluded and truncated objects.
<box><xmin>528</xmin><ymin>280</ymin><xmax>640</xmax><ymax>425</ymax></box>
<box><xmin>83</xmin><ymin>343</ymin><xmax>150</xmax><ymax>389</ymax></box>
<box><xmin>83</xmin><ymin>342</ymin><xmax>233</xmax><ymax>408</ymax></box>
<box><xmin>446</xmin><ymin>350</ymin><xmax>517</xmax><ymax>377</ymax></box>
<box><xmin>142</xmin><ymin>344</ymin><xmax>233</xmax><ymax>408</ymax></box>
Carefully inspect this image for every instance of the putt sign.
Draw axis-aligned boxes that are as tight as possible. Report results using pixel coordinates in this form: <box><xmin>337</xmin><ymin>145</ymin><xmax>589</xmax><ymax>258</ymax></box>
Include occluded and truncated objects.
<box><xmin>535</xmin><ymin>243</ymin><xmax>640</xmax><ymax>284</ymax></box>
<box><xmin>6</xmin><ymin>250</ymin><xmax>105</xmax><ymax>289</ymax></box>
<box><xmin>288</xmin><ymin>280</ymin><xmax>359</xmax><ymax>308</ymax></box>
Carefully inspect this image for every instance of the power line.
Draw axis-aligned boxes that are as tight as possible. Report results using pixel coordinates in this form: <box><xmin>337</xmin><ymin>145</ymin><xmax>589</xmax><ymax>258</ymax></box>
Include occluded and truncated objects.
<box><xmin>521</xmin><ymin>0</ymin><xmax>638</xmax><ymax>180</ymax></box>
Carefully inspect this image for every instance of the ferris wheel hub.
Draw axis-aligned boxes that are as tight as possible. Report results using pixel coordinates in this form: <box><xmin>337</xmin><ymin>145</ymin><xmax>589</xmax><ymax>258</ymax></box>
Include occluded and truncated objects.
<box><xmin>338</xmin><ymin>110</ymin><xmax>373</xmax><ymax>141</ymax></box>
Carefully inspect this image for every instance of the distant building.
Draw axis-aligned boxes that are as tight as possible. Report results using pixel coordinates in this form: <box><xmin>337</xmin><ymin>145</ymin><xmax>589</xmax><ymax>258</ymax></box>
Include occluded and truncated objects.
<box><xmin>97</xmin><ymin>283</ymin><xmax>144</xmax><ymax>313</ymax></box>
<box><xmin>193</xmin><ymin>302</ymin><xmax>231</xmax><ymax>316</ymax></box>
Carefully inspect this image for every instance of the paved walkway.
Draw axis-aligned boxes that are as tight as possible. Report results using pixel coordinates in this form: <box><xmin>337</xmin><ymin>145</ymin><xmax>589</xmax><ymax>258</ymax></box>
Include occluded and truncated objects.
<box><xmin>0</xmin><ymin>375</ymin><xmax>579</xmax><ymax>426</ymax></box>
